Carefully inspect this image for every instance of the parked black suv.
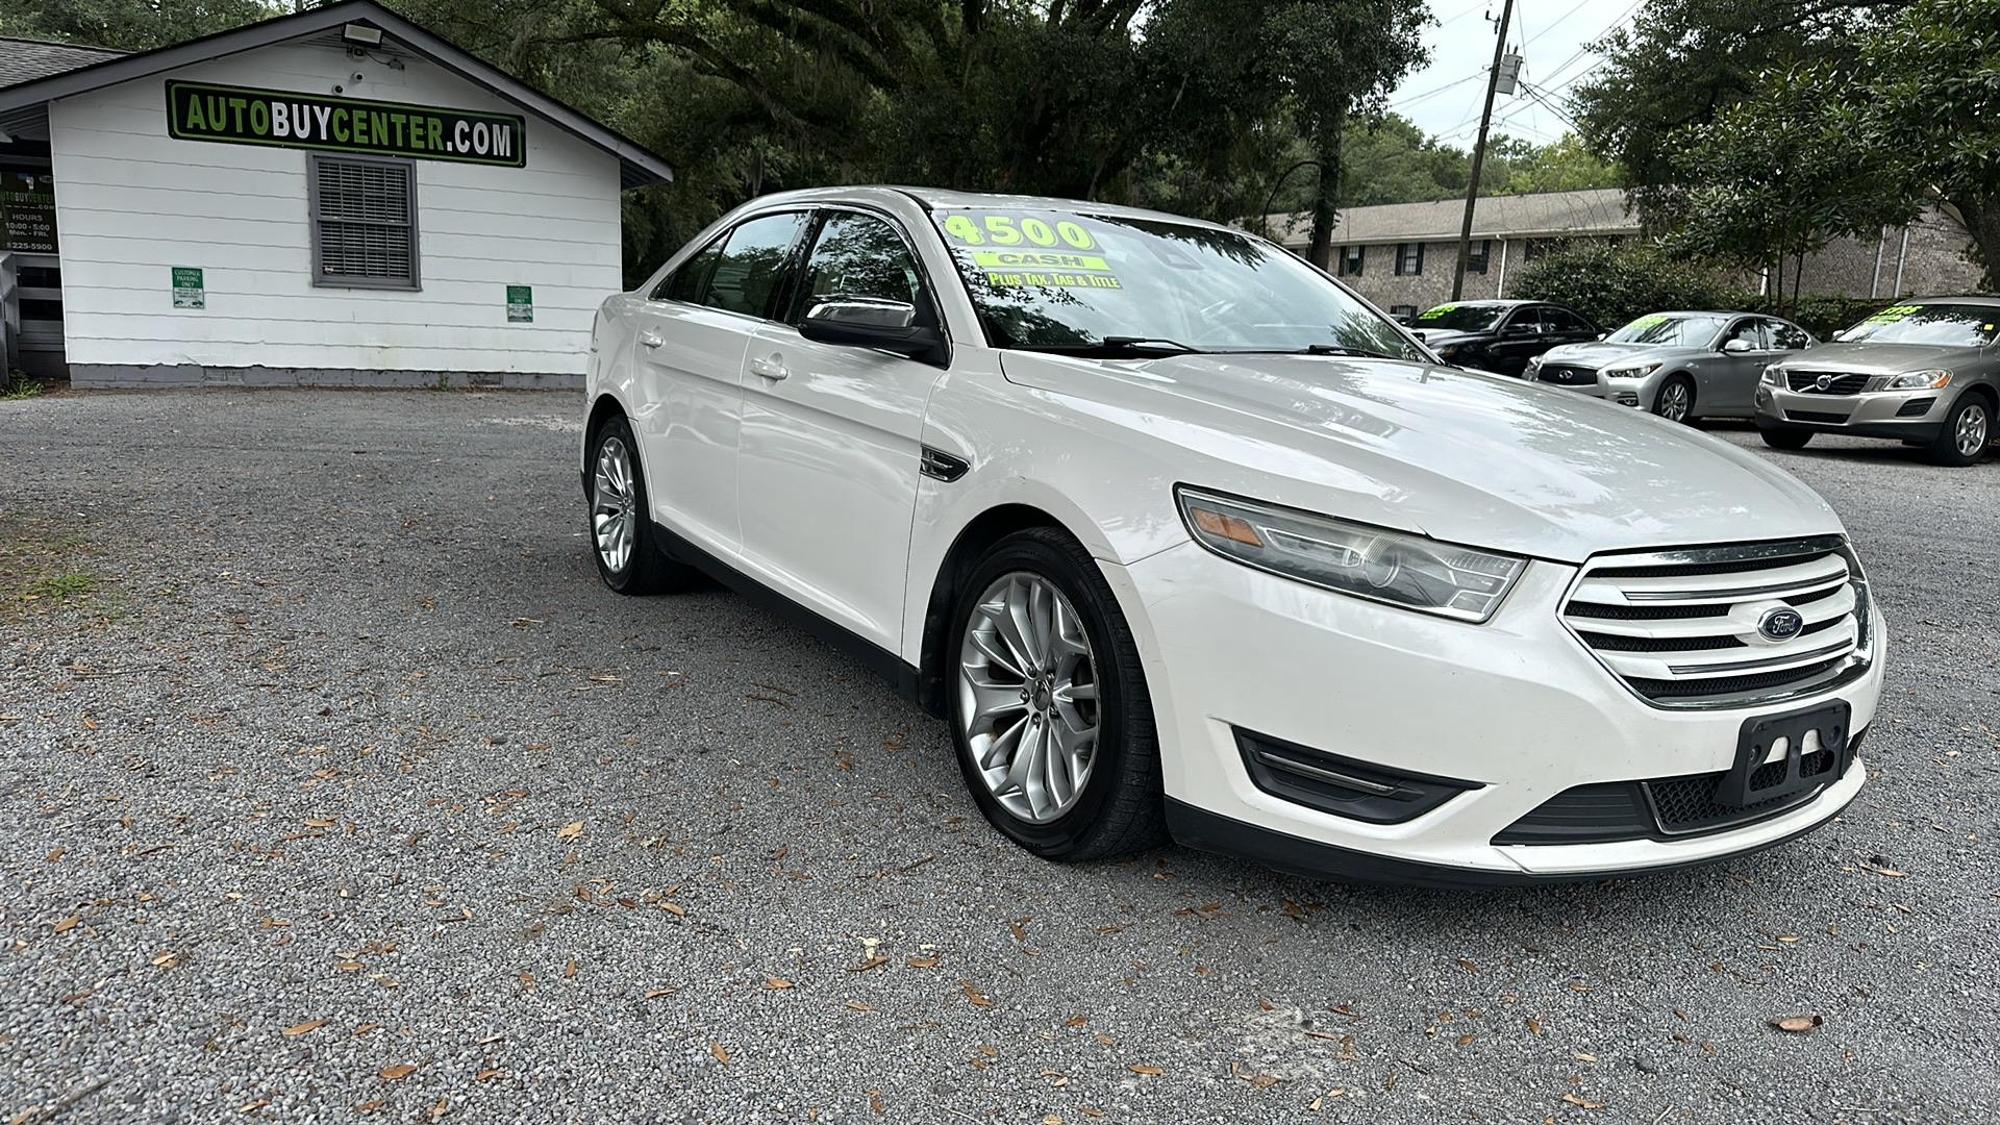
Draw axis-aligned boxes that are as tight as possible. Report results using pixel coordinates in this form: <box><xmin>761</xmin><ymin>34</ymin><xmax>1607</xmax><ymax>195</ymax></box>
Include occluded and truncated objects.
<box><xmin>1409</xmin><ymin>299</ymin><xmax>1602</xmax><ymax>377</ymax></box>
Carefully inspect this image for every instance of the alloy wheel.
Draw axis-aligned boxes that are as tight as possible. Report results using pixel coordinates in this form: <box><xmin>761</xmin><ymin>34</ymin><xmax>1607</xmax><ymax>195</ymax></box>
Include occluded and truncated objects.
<box><xmin>957</xmin><ymin>572</ymin><xmax>1101</xmax><ymax>824</ymax></box>
<box><xmin>592</xmin><ymin>435</ymin><xmax>638</xmax><ymax>572</ymax></box>
<box><xmin>1956</xmin><ymin>402</ymin><xmax>1989</xmax><ymax>458</ymax></box>
<box><xmin>1660</xmin><ymin>381</ymin><xmax>1690</xmax><ymax>422</ymax></box>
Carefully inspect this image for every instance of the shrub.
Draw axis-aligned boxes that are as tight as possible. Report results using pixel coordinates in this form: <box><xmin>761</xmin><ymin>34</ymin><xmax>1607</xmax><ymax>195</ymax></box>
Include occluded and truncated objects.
<box><xmin>1509</xmin><ymin>242</ymin><xmax>1743</xmax><ymax>330</ymax></box>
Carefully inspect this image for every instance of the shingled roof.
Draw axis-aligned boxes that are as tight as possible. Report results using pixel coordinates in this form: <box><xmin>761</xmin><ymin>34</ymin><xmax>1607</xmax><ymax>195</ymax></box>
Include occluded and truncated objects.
<box><xmin>1261</xmin><ymin>188</ymin><xmax>1640</xmax><ymax>248</ymax></box>
<box><xmin>0</xmin><ymin>36</ymin><xmax>125</xmax><ymax>90</ymax></box>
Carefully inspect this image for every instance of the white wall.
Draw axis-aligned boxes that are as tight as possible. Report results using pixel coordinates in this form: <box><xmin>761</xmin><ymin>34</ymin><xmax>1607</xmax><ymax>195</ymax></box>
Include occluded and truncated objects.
<box><xmin>48</xmin><ymin>40</ymin><xmax>624</xmax><ymax>375</ymax></box>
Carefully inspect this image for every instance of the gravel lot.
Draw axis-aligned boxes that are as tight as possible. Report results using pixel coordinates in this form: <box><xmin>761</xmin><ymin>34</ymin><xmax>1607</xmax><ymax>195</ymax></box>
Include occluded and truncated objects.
<box><xmin>2</xmin><ymin>389</ymin><xmax>1996</xmax><ymax>1124</ymax></box>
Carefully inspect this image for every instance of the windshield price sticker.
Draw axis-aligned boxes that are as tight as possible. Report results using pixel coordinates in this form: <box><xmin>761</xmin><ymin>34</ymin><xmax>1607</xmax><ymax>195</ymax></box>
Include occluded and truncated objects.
<box><xmin>943</xmin><ymin>213</ymin><xmax>1097</xmax><ymax>251</ymax></box>
<box><xmin>1631</xmin><ymin>313</ymin><xmax>1668</xmax><ymax>330</ymax></box>
<box><xmin>1865</xmin><ymin>304</ymin><xmax>1922</xmax><ymax>323</ymax></box>
<box><xmin>984</xmin><ymin>270</ymin><xmax>1123</xmax><ymax>290</ymax></box>
<box><xmin>1417</xmin><ymin>304</ymin><xmax>1456</xmax><ymax>320</ymax></box>
<box><xmin>972</xmin><ymin>250</ymin><xmax>1111</xmax><ymax>272</ymax></box>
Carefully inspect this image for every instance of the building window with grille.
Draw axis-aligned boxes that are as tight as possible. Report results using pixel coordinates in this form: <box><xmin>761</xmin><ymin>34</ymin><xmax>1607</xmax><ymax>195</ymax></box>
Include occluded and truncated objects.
<box><xmin>309</xmin><ymin>154</ymin><xmax>418</xmax><ymax>289</ymax></box>
<box><xmin>1395</xmin><ymin>241</ymin><xmax>1424</xmax><ymax>276</ymax></box>
<box><xmin>1339</xmin><ymin>244</ymin><xmax>1364</xmax><ymax>277</ymax></box>
<box><xmin>1466</xmin><ymin>239</ymin><xmax>1490</xmax><ymax>275</ymax></box>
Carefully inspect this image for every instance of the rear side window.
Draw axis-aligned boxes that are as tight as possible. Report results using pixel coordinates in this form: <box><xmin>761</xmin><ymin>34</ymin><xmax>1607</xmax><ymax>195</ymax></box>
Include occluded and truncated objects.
<box><xmin>705</xmin><ymin>212</ymin><xmax>806</xmax><ymax>317</ymax></box>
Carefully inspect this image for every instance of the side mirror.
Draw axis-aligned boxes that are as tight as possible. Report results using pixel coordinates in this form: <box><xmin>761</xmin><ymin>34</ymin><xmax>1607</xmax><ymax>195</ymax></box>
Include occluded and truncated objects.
<box><xmin>799</xmin><ymin>297</ymin><xmax>945</xmax><ymax>362</ymax></box>
<box><xmin>1830</xmin><ymin>328</ymin><xmax>1852</xmax><ymax>342</ymax></box>
<box><xmin>1722</xmin><ymin>338</ymin><xmax>1754</xmax><ymax>354</ymax></box>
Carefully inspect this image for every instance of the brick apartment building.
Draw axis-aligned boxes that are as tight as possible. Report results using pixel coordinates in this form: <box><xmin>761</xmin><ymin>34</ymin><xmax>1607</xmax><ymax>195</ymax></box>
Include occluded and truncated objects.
<box><xmin>1261</xmin><ymin>189</ymin><xmax>1985</xmax><ymax>317</ymax></box>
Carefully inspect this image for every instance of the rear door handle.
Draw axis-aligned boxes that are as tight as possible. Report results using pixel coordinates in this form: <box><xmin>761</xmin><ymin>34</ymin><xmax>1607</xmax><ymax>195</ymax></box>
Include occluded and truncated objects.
<box><xmin>639</xmin><ymin>331</ymin><xmax>664</xmax><ymax>349</ymax></box>
<box><xmin>749</xmin><ymin>355</ymin><xmax>789</xmax><ymax>381</ymax></box>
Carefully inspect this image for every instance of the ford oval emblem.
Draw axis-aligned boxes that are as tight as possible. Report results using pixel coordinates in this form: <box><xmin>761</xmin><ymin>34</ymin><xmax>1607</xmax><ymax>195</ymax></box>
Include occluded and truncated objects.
<box><xmin>1758</xmin><ymin>607</ymin><xmax>1806</xmax><ymax>641</ymax></box>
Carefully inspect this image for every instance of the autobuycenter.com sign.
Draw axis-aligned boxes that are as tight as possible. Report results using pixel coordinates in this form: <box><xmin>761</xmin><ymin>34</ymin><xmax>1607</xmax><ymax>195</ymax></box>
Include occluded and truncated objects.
<box><xmin>166</xmin><ymin>81</ymin><xmax>525</xmax><ymax>167</ymax></box>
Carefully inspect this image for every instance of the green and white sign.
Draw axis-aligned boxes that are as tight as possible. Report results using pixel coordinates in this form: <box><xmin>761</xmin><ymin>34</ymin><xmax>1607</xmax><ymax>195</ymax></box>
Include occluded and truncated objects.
<box><xmin>506</xmin><ymin>285</ymin><xmax>533</xmax><ymax>323</ymax></box>
<box><xmin>171</xmin><ymin>266</ymin><xmax>205</xmax><ymax>309</ymax></box>
<box><xmin>166</xmin><ymin>80</ymin><xmax>526</xmax><ymax>168</ymax></box>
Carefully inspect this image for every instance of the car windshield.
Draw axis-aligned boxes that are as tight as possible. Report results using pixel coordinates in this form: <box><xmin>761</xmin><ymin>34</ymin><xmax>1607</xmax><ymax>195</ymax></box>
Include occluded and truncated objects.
<box><xmin>1410</xmin><ymin>303</ymin><xmax>1508</xmax><ymax>332</ymax></box>
<box><xmin>1607</xmin><ymin>313</ymin><xmax>1728</xmax><ymax>347</ymax></box>
<box><xmin>1838</xmin><ymin>303</ymin><xmax>1999</xmax><ymax>347</ymax></box>
<box><xmin>927</xmin><ymin>208</ymin><xmax>1423</xmax><ymax>359</ymax></box>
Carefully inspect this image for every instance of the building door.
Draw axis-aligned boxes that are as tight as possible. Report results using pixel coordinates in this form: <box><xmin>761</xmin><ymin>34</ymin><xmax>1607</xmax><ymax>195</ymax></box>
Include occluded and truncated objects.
<box><xmin>0</xmin><ymin>159</ymin><xmax>64</xmax><ymax>378</ymax></box>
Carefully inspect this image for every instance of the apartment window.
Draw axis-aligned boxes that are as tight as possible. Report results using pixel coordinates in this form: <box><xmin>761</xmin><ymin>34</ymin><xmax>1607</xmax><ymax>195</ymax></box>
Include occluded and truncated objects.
<box><xmin>1340</xmin><ymin>245</ymin><xmax>1364</xmax><ymax>277</ymax></box>
<box><xmin>310</xmin><ymin>154</ymin><xmax>418</xmax><ymax>289</ymax></box>
<box><xmin>1395</xmin><ymin>242</ymin><xmax>1424</xmax><ymax>276</ymax></box>
<box><xmin>1389</xmin><ymin>304</ymin><xmax>1418</xmax><ymax>317</ymax></box>
<box><xmin>1467</xmin><ymin>239</ymin><xmax>1490</xmax><ymax>275</ymax></box>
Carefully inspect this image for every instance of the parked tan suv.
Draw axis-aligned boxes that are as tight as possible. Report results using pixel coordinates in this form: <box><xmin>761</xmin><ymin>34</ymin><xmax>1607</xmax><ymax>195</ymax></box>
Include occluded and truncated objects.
<box><xmin>1756</xmin><ymin>296</ymin><xmax>1999</xmax><ymax>467</ymax></box>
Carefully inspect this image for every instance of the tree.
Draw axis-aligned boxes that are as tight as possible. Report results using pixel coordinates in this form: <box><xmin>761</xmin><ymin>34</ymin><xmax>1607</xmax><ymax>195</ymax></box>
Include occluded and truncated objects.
<box><xmin>1573</xmin><ymin>0</ymin><xmax>1903</xmax><ymax>218</ymax></box>
<box><xmin>0</xmin><ymin>0</ymin><xmax>276</xmax><ymax>51</ymax></box>
<box><xmin>1658</xmin><ymin>65</ymin><xmax>1912</xmax><ymax>310</ymax></box>
<box><xmin>1853</xmin><ymin>0</ymin><xmax>2000</xmax><ymax>287</ymax></box>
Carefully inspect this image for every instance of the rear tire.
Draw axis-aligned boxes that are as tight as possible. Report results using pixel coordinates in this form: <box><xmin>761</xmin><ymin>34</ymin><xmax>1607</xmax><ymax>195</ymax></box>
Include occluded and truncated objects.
<box><xmin>1927</xmin><ymin>392</ymin><xmax>1992</xmax><ymax>467</ymax></box>
<box><xmin>946</xmin><ymin>527</ymin><xmax>1166</xmax><ymax>861</ymax></box>
<box><xmin>1759</xmin><ymin>427</ymin><xmax>1813</xmax><ymax>451</ymax></box>
<box><xmin>586</xmin><ymin>414</ymin><xmax>697</xmax><ymax>594</ymax></box>
<box><xmin>1653</xmin><ymin>374</ymin><xmax>1696</xmax><ymax>424</ymax></box>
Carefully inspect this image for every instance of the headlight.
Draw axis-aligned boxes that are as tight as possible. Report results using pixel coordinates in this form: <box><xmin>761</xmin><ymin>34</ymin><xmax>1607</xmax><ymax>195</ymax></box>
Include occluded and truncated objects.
<box><xmin>1434</xmin><ymin>344</ymin><xmax>1462</xmax><ymax>360</ymax></box>
<box><xmin>1525</xmin><ymin>355</ymin><xmax>1545</xmax><ymax>373</ymax></box>
<box><xmin>1762</xmin><ymin>366</ymin><xmax>1784</xmax><ymax>385</ymax></box>
<box><xmin>1176</xmin><ymin>487</ymin><xmax>1527</xmax><ymax>623</ymax></box>
<box><xmin>1882</xmin><ymin>369</ymin><xmax>1952</xmax><ymax>391</ymax></box>
<box><xmin>1601</xmin><ymin>362</ymin><xmax>1660</xmax><ymax>379</ymax></box>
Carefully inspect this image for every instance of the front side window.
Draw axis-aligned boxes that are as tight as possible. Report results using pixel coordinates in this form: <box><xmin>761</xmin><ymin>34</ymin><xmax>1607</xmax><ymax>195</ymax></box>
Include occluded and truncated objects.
<box><xmin>1606</xmin><ymin>313</ymin><xmax>1729</xmax><ymax>347</ymax></box>
<box><xmin>797</xmin><ymin>211</ymin><xmax>926</xmax><ymax>314</ymax></box>
<box><xmin>1413</xmin><ymin>303</ymin><xmax>1507</xmax><ymax>332</ymax></box>
<box><xmin>703</xmin><ymin>211</ymin><xmax>806</xmax><ymax>317</ymax></box>
<box><xmin>310</xmin><ymin>154</ymin><xmax>417</xmax><ymax>289</ymax></box>
<box><xmin>1770</xmin><ymin>320</ymin><xmax>1811</xmax><ymax>350</ymax></box>
<box><xmin>1838</xmin><ymin>303</ymin><xmax>1998</xmax><ymax>347</ymax></box>
<box><xmin>1725</xmin><ymin>319</ymin><xmax>1770</xmax><ymax>350</ymax></box>
<box><xmin>928</xmin><ymin>208</ymin><xmax>1419</xmax><ymax>358</ymax></box>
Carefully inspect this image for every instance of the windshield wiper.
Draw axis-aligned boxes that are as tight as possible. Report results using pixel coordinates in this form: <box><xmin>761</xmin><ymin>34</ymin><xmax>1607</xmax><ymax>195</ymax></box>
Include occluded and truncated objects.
<box><xmin>1226</xmin><ymin>343</ymin><xmax>1405</xmax><ymax>360</ymax></box>
<box><xmin>1014</xmin><ymin>336</ymin><xmax>1207</xmax><ymax>357</ymax></box>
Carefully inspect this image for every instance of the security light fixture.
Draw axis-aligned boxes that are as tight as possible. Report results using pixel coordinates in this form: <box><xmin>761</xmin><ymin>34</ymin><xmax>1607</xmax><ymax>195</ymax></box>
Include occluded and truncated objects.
<box><xmin>342</xmin><ymin>23</ymin><xmax>384</xmax><ymax>47</ymax></box>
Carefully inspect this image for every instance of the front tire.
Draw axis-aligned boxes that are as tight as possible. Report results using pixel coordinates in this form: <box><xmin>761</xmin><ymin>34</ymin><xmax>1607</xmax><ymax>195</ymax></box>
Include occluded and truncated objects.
<box><xmin>1653</xmin><ymin>374</ymin><xmax>1696</xmax><ymax>424</ymax></box>
<box><xmin>1927</xmin><ymin>392</ymin><xmax>1992</xmax><ymax>467</ymax></box>
<box><xmin>1759</xmin><ymin>426</ymin><xmax>1814</xmax><ymax>451</ymax></box>
<box><xmin>587</xmin><ymin>415</ymin><xmax>696</xmax><ymax>594</ymax></box>
<box><xmin>947</xmin><ymin>528</ymin><xmax>1166</xmax><ymax>861</ymax></box>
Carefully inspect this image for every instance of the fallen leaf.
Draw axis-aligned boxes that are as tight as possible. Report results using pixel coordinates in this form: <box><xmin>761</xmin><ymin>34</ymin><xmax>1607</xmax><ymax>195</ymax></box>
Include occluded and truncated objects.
<box><xmin>907</xmin><ymin>955</ymin><xmax>940</xmax><ymax>969</ymax></box>
<box><xmin>45</xmin><ymin>847</ymin><xmax>64</xmax><ymax>863</ymax></box>
<box><xmin>556</xmin><ymin>820</ymin><xmax>585</xmax><ymax>840</ymax></box>
<box><xmin>710</xmin><ymin>1043</ymin><xmax>730</xmax><ymax>1065</ymax></box>
<box><xmin>659</xmin><ymin>901</ymin><xmax>687</xmax><ymax>918</ymax></box>
<box><xmin>352</xmin><ymin>1023</ymin><xmax>382</xmax><ymax>1037</ymax></box>
<box><xmin>52</xmin><ymin>916</ymin><xmax>80</xmax><ymax>934</ymax></box>
<box><xmin>1456</xmin><ymin>1034</ymin><xmax>1477</xmax><ymax>1047</ymax></box>
<box><xmin>283</xmin><ymin>1019</ymin><xmax>328</xmax><ymax>1038</ymax></box>
<box><xmin>845</xmin><ymin>1000</ymin><xmax>874</xmax><ymax>1012</ymax></box>
<box><xmin>1769</xmin><ymin>1014</ymin><xmax>1822</xmax><ymax>1034</ymax></box>
<box><xmin>1127</xmin><ymin>1063</ymin><xmax>1163</xmax><ymax>1077</ymax></box>
<box><xmin>1064</xmin><ymin>1015</ymin><xmax>1089</xmax><ymax>1028</ymax></box>
<box><xmin>1526</xmin><ymin>1016</ymin><xmax>1544</xmax><ymax>1037</ymax></box>
<box><xmin>960</xmin><ymin>981</ymin><xmax>994</xmax><ymax>1008</ymax></box>
<box><xmin>847</xmin><ymin>956</ymin><xmax>889</xmax><ymax>973</ymax></box>
<box><xmin>644</xmin><ymin>987</ymin><xmax>676</xmax><ymax>1000</ymax></box>
<box><xmin>475</xmin><ymin>1069</ymin><xmax>505</xmax><ymax>1082</ymax></box>
<box><xmin>429</xmin><ymin>1098</ymin><xmax>449</xmax><ymax>1122</ymax></box>
<box><xmin>565</xmin><ymin>959</ymin><xmax>578</xmax><ymax>979</ymax></box>
<box><xmin>304</xmin><ymin>818</ymin><xmax>336</xmax><ymax>829</ymax></box>
<box><xmin>239</xmin><ymin>1099</ymin><xmax>269</xmax><ymax>1113</ymax></box>
<box><xmin>765</xmin><ymin>978</ymin><xmax>795</xmax><ymax>990</ymax></box>
<box><xmin>1561</xmin><ymin>1092</ymin><xmax>1604</xmax><ymax>1110</ymax></box>
<box><xmin>357</xmin><ymin>1100</ymin><xmax>387</xmax><ymax>1115</ymax></box>
<box><xmin>1248</xmin><ymin>1073</ymin><xmax>1280</xmax><ymax>1089</ymax></box>
<box><xmin>379</xmin><ymin>1063</ymin><xmax>418</xmax><ymax>1082</ymax></box>
<box><xmin>1094</xmin><ymin>1032</ymin><xmax>1114</xmax><ymax>1047</ymax></box>
<box><xmin>868</xmin><ymin>1090</ymin><xmax>886</xmax><ymax>1115</ymax></box>
<box><xmin>1457</xmin><ymin>958</ymin><xmax>1478</xmax><ymax>973</ymax></box>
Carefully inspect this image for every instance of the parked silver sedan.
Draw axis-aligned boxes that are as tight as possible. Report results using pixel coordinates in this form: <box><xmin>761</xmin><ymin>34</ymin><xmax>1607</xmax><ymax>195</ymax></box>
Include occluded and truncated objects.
<box><xmin>1525</xmin><ymin>311</ymin><xmax>1814</xmax><ymax>423</ymax></box>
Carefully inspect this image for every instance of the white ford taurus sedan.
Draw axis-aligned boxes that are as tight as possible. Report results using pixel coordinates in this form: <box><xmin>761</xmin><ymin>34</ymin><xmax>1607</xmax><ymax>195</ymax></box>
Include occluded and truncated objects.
<box><xmin>582</xmin><ymin>186</ymin><xmax>1884</xmax><ymax>886</ymax></box>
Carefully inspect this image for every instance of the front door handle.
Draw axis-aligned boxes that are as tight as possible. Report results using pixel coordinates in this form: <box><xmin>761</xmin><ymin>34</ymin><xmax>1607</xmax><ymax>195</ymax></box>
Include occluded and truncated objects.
<box><xmin>639</xmin><ymin>331</ymin><xmax>664</xmax><ymax>349</ymax></box>
<box><xmin>749</xmin><ymin>355</ymin><xmax>789</xmax><ymax>381</ymax></box>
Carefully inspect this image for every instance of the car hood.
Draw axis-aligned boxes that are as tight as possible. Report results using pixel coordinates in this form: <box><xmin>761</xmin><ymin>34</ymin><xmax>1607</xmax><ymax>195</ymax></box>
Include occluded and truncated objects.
<box><xmin>1539</xmin><ymin>341</ymin><xmax>1697</xmax><ymax>368</ymax></box>
<box><xmin>1780</xmin><ymin>341</ymin><xmax>1989</xmax><ymax>374</ymax></box>
<box><xmin>998</xmin><ymin>351</ymin><xmax>1840</xmax><ymax>563</ymax></box>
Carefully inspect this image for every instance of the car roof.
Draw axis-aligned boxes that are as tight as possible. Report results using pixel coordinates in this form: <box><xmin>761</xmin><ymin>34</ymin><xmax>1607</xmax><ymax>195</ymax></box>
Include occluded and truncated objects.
<box><xmin>1901</xmin><ymin>294</ymin><xmax>2000</xmax><ymax>308</ymax></box>
<box><xmin>739</xmin><ymin>184</ymin><xmax>1242</xmax><ymax>234</ymax></box>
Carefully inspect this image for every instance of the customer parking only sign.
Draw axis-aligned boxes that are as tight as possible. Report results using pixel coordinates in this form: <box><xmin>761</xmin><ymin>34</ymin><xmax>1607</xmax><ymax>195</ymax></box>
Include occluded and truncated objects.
<box><xmin>165</xmin><ymin>81</ymin><xmax>527</xmax><ymax>168</ymax></box>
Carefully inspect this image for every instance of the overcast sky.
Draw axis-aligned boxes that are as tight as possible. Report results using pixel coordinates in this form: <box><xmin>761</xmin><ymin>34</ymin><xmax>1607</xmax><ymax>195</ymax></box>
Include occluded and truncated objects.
<box><xmin>1388</xmin><ymin>0</ymin><xmax>1642</xmax><ymax>145</ymax></box>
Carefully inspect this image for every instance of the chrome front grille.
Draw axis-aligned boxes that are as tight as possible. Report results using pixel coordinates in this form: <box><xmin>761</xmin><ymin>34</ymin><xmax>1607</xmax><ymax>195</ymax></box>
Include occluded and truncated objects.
<box><xmin>1785</xmin><ymin>370</ymin><xmax>1870</xmax><ymax>395</ymax></box>
<box><xmin>1561</xmin><ymin>536</ymin><xmax>1873</xmax><ymax>709</ymax></box>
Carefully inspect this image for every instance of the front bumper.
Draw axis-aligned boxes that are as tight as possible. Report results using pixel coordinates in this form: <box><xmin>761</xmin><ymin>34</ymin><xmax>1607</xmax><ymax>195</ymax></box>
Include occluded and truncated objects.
<box><xmin>1756</xmin><ymin>382</ymin><xmax>1947</xmax><ymax>441</ymax></box>
<box><xmin>1106</xmin><ymin>542</ymin><xmax>1884</xmax><ymax>884</ymax></box>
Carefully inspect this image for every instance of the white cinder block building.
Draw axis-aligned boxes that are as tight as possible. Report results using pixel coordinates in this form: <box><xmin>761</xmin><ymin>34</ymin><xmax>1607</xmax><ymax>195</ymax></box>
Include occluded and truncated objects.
<box><xmin>0</xmin><ymin>0</ymin><xmax>672</xmax><ymax>388</ymax></box>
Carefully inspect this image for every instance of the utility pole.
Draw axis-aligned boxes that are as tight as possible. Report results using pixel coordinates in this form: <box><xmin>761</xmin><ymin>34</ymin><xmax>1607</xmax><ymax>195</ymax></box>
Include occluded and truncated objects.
<box><xmin>1452</xmin><ymin>0</ymin><xmax>1514</xmax><ymax>301</ymax></box>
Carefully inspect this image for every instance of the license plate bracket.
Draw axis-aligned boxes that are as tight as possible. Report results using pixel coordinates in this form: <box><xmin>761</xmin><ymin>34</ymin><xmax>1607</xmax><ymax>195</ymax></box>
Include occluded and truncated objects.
<box><xmin>1721</xmin><ymin>701</ymin><xmax>1851</xmax><ymax>808</ymax></box>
